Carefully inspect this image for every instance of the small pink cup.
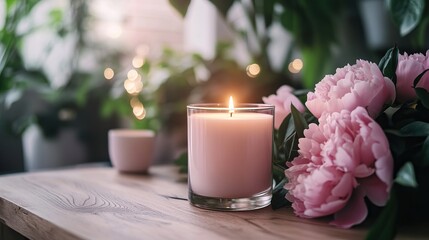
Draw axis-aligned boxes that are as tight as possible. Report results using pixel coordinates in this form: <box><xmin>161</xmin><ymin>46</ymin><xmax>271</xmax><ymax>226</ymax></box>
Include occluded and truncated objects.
<box><xmin>108</xmin><ymin>129</ymin><xmax>155</xmax><ymax>173</ymax></box>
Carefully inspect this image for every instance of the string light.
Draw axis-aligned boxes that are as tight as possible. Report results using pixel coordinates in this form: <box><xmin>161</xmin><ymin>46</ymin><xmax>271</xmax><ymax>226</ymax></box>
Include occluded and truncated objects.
<box><xmin>104</xmin><ymin>67</ymin><xmax>114</xmax><ymax>80</ymax></box>
<box><xmin>133</xmin><ymin>77</ymin><xmax>144</xmax><ymax>93</ymax></box>
<box><xmin>124</xmin><ymin>79</ymin><xmax>134</xmax><ymax>94</ymax></box>
<box><xmin>130</xmin><ymin>97</ymin><xmax>141</xmax><ymax>108</ymax></box>
<box><xmin>132</xmin><ymin>56</ymin><xmax>145</xmax><ymax>68</ymax></box>
<box><xmin>288</xmin><ymin>58</ymin><xmax>303</xmax><ymax>74</ymax></box>
<box><xmin>246</xmin><ymin>63</ymin><xmax>261</xmax><ymax>78</ymax></box>
<box><xmin>127</xmin><ymin>69</ymin><xmax>139</xmax><ymax>81</ymax></box>
<box><xmin>129</xmin><ymin>97</ymin><xmax>146</xmax><ymax>120</ymax></box>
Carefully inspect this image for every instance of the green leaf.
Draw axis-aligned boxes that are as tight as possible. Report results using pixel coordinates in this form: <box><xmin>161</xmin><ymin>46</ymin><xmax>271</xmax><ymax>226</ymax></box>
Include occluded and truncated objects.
<box><xmin>168</xmin><ymin>0</ymin><xmax>191</xmax><ymax>16</ymax></box>
<box><xmin>378</xmin><ymin>46</ymin><xmax>399</xmax><ymax>84</ymax></box>
<box><xmin>385</xmin><ymin>132</ymin><xmax>406</xmax><ymax>157</ymax></box>
<box><xmin>290</xmin><ymin>104</ymin><xmax>308</xmax><ymax>139</ymax></box>
<box><xmin>413</xmin><ymin>69</ymin><xmax>429</xmax><ymax>108</ymax></box>
<box><xmin>273</xmin><ymin>177</ymin><xmax>287</xmax><ymax>193</ymax></box>
<box><xmin>395</xmin><ymin>162</ymin><xmax>418</xmax><ymax>187</ymax></box>
<box><xmin>365</xmin><ymin>188</ymin><xmax>397</xmax><ymax>240</ymax></box>
<box><xmin>415</xmin><ymin>88</ymin><xmax>429</xmax><ymax>109</ymax></box>
<box><xmin>421</xmin><ymin>137</ymin><xmax>429</xmax><ymax>166</ymax></box>
<box><xmin>271</xmin><ymin>187</ymin><xmax>290</xmax><ymax>210</ymax></box>
<box><xmin>273</xmin><ymin>162</ymin><xmax>286</xmax><ymax>176</ymax></box>
<box><xmin>276</xmin><ymin>114</ymin><xmax>291</xmax><ymax>148</ymax></box>
<box><xmin>378</xmin><ymin>48</ymin><xmax>393</xmax><ymax>72</ymax></box>
<box><xmin>413</xmin><ymin>69</ymin><xmax>429</xmax><ymax>87</ymax></box>
<box><xmin>281</xmin><ymin>104</ymin><xmax>308</xmax><ymax>162</ymax></box>
<box><xmin>387</xmin><ymin>0</ymin><xmax>425</xmax><ymax>36</ymax></box>
<box><xmin>400</xmin><ymin>121</ymin><xmax>429</xmax><ymax>137</ymax></box>
<box><xmin>284</xmin><ymin>133</ymin><xmax>297</xmax><ymax>161</ymax></box>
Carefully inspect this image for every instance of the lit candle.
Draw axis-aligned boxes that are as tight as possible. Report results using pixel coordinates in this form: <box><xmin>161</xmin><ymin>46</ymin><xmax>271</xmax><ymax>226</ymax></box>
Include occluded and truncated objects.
<box><xmin>187</xmin><ymin>97</ymin><xmax>274</xmax><ymax>210</ymax></box>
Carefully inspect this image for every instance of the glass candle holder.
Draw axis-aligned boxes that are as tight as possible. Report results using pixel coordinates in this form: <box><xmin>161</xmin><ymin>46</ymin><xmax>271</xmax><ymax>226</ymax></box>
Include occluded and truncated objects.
<box><xmin>187</xmin><ymin>103</ymin><xmax>274</xmax><ymax>211</ymax></box>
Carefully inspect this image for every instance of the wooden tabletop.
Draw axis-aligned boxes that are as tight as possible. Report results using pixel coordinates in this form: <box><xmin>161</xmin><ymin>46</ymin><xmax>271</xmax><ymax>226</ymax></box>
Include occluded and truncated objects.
<box><xmin>0</xmin><ymin>166</ymin><xmax>427</xmax><ymax>240</ymax></box>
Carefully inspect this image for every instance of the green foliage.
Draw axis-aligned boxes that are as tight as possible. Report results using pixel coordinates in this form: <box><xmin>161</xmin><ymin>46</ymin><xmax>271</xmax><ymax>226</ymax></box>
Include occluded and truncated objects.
<box><xmin>279</xmin><ymin>0</ymin><xmax>341</xmax><ymax>46</ymax></box>
<box><xmin>387</xmin><ymin>0</ymin><xmax>429</xmax><ymax>48</ymax></box>
<box><xmin>271</xmin><ymin>178</ymin><xmax>289</xmax><ymax>209</ymax></box>
<box><xmin>271</xmin><ymin>103</ymin><xmax>314</xmax><ymax>209</ymax></box>
<box><xmin>372</xmin><ymin>46</ymin><xmax>429</xmax><ymax>239</ymax></box>
<box><xmin>1</xmin><ymin>0</ymin><xmax>108</xmax><ymax>138</ymax></box>
<box><xmin>378</xmin><ymin>46</ymin><xmax>399</xmax><ymax>85</ymax></box>
<box><xmin>278</xmin><ymin>0</ymin><xmax>343</xmax><ymax>88</ymax></box>
<box><xmin>400</xmin><ymin>121</ymin><xmax>429</xmax><ymax>137</ymax></box>
<box><xmin>169</xmin><ymin>0</ymin><xmax>346</xmax><ymax>88</ymax></box>
<box><xmin>387</xmin><ymin>0</ymin><xmax>425</xmax><ymax>36</ymax></box>
<box><xmin>0</xmin><ymin>0</ymin><xmax>40</xmax><ymax>94</ymax></box>
<box><xmin>395</xmin><ymin>162</ymin><xmax>418</xmax><ymax>187</ymax></box>
<box><xmin>413</xmin><ymin>69</ymin><xmax>429</xmax><ymax>108</ymax></box>
<box><xmin>168</xmin><ymin>0</ymin><xmax>429</xmax><ymax>89</ymax></box>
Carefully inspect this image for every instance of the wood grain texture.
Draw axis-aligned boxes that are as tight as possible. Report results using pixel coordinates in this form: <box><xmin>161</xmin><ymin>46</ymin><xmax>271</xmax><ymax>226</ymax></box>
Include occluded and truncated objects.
<box><xmin>0</xmin><ymin>166</ymin><xmax>427</xmax><ymax>240</ymax></box>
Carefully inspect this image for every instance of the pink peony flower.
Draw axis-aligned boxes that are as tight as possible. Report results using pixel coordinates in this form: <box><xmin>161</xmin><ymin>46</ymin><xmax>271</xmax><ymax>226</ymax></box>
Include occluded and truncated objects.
<box><xmin>262</xmin><ymin>85</ymin><xmax>305</xmax><ymax>129</ymax></box>
<box><xmin>396</xmin><ymin>50</ymin><xmax>429</xmax><ymax>102</ymax></box>
<box><xmin>306</xmin><ymin>60</ymin><xmax>396</xmax><ymax>118</ymax></box>
<box><xmin>284</xmin><ymin>107</ymin><xmax>393</xmax><ymax>228</ymax></box>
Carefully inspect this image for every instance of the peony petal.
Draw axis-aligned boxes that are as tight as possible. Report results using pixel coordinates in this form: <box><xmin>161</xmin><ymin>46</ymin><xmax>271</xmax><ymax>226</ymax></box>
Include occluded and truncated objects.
<box><xmin>331</xmin><ymin>173</ymin><xmax>354</xmax><ymax>198</ymax></box>
<box><xmin>330</xmin><ymin>187</ymin><xmax>367</xmax><ymax>228</ymax></box>
<box><xmin>360</xmin><ymin>175</ymin><xmax>389</xmax><ymax>206</ymax></box>
<box><xmin>283</xmin><ymin>107</ymin><xmax>393</xmax><ymax>224</ymax></box>
<box><xmin>334</xmin><ymin>145</ymin><xmax>354</xmax><ymax>171</ymax></box>
<box><xmin>375</xmin><ymin>155</ymin><xmax>393</xmax><ymax>189</ymax></box>
<box><xmin>304</xmin><ymin>199</ymin><xmax>348</xmax><ymax>217</ymax></box>
<box><xmin>277</xmin><ymin>85</ymin><xmax>294</xmax><ymax>95</ymax></box>
<box><xmin>354</xmin><ymin>164</ymin><xmax>374</xmax><ymax>178</ymax></box>
<box><xmin>305</xmin><ymin>60</ymin><xmax>394</xmax><ymax>118</ymax></box>
<box><xmin>262</xmin><ymin>85</ymin><xmax>304</xmax><ymax>129</ymax></box>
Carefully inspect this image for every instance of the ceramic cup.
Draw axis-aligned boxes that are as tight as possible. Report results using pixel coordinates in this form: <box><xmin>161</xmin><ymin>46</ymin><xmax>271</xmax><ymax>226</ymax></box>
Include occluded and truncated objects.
<box><xmin>108</xmin><ymin>129</ymin><xmax>155</xmax><ymax>173</ymax></box>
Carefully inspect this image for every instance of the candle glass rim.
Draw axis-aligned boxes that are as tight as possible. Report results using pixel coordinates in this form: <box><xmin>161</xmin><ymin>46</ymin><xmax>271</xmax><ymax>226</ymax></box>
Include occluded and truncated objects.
<box><xmin>187</xmin><ymin>103</ymin><xmax>274</xmax><ymax>111</ymax></box>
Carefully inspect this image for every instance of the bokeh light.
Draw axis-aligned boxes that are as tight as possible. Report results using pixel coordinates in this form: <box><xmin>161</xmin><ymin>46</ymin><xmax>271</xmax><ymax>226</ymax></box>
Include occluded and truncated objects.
<box><xmin>132</xmin><ymin>56</ymin><xmax>145</xmax><ymax>68</ymax></box>
<box><xmin>127</xmin><ymin>69</ymin><xmax>139</xmax><ymax>81</ymax></box>
<box><xmin>288</xmin><ymin>58</ymin><xmax>303</xmax><ymax>74</ymax></box>
<box><xmin>246</xmin><ymin>63</ymin><xmax>261</xmax><ymax>78</ymax></box>
<box><xmin>104</xmin><ymin>67</ymin><xmax>114</xmax><ymax>80</ymax></box>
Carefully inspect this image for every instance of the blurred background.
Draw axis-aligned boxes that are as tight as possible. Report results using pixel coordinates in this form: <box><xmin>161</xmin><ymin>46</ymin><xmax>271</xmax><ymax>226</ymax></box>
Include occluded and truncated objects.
<box><xmin>1</xmin><ymin>0</ymin><xmax>428</xmax><ymax>174</ymax></box>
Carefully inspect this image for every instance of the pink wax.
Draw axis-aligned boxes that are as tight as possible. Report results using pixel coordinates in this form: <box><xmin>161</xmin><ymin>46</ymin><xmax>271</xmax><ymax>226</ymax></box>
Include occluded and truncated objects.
<box><xmin>188</xmin><ymin>112</ymin><xmax>273</xmax><ymax>198</ymax></box>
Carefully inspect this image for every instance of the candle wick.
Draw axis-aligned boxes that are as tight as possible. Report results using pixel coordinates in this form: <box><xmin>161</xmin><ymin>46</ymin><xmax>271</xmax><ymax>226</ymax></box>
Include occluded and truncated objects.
<box><xmin>230</xmin><ymin>112</ymin><xmax>233</xmax><ymax>117</ymax></box>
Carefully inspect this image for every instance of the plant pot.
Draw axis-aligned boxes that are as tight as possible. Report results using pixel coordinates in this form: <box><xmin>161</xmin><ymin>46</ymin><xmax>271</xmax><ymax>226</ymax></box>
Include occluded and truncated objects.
<box><xmin>22</xmin><ymin>124</ymin><xmax>87</xmax><ymax>171</ymax></box>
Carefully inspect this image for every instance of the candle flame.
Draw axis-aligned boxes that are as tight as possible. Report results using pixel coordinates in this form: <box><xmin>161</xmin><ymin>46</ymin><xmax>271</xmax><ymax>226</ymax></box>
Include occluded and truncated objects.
<box><xmin>229</xmin><ymin>96</ymin><xmax>234</xmax><ymax>117</ymax></box>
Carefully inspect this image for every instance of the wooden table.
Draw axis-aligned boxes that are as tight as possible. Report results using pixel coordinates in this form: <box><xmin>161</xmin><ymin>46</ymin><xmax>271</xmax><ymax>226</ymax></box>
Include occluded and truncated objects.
<box><xmin>0</xmin><ymin>166</ymin><xmax>427</xmax><ymax>240</ymax></box>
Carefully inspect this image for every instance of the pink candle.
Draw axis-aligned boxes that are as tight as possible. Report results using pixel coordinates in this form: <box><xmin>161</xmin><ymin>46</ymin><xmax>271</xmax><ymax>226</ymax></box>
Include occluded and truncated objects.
<box><xmin>187</xmin><ymin>102</ymin><xmax>274</xmax><ymax>210</ymax></box>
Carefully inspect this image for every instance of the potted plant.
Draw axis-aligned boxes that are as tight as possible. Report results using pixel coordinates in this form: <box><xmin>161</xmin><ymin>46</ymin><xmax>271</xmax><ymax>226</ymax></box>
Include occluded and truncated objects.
<box><xmin>0</xmin><ymin>0</ymin><xmax>110</xmax><ymax>171</ymax></box>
